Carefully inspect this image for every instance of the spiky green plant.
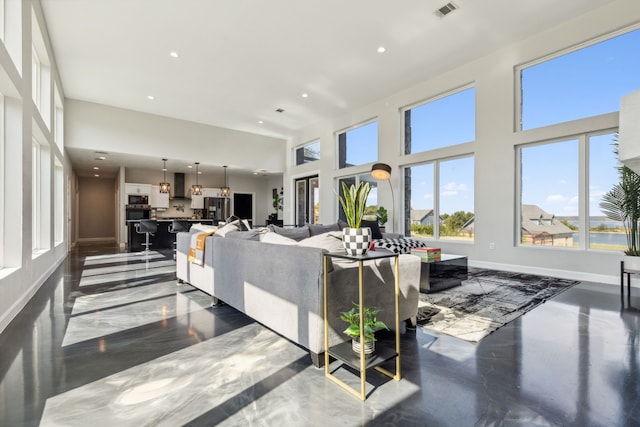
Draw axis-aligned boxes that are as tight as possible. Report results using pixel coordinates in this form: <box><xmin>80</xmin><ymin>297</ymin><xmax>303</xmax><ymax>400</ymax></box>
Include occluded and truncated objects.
<box><xmin>600</xmin><ymin>162</ymin><xmax>640</xmax><ymax>256</ymax></box>
<box><xmin>338</xmin><ymin>181</ymin><xmax>371</xmax><ymax>228</ymax></box>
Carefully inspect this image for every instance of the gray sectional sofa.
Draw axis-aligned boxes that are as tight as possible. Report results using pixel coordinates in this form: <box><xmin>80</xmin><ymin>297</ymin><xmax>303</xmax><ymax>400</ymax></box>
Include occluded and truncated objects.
<box><xmin>176</xmin><ymin>224</ymin><xmax>421</xmax><ymax>366</ymax></box>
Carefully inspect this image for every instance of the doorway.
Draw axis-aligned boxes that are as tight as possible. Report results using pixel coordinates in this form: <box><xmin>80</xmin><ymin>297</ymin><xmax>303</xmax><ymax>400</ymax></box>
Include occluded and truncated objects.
<box><xmin>295</xmin><ymin>175</ymin><xmax>319</xmax><ymax>226</ymax></box>
<box><xmin>233</xmin><ymin>193</ymin><xmax>254</xmax><ymax>225</ymax></box>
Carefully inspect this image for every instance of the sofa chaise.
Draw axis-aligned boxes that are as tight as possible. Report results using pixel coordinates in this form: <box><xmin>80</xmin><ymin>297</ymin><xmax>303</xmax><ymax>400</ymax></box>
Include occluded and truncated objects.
<box><xmin>176</xmin><ymin>223</ymin><xmax>421</xmax><ymax>366</ymax></box>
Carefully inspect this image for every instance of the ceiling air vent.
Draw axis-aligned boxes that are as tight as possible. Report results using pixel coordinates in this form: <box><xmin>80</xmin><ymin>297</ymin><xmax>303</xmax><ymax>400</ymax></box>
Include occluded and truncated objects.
<box><xmin>435</xmin><ymin>2</ymin><xmax>457</xmax><ymax>18</ymax></box>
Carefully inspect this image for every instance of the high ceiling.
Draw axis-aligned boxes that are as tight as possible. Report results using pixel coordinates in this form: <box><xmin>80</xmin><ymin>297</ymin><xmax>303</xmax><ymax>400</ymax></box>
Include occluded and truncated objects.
<box><xmin>40</xmin><ymin>0</ymin><xmax>616</xmax><ymax>176</ymax></box>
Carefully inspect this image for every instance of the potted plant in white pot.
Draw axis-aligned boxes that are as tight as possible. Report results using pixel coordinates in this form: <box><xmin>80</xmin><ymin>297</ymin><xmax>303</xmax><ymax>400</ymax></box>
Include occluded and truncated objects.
<box><xmin>339</xmin><ymin>303</ymin><xmax>388</xmax><ymax>357</ymax></box>
<box><xmin>599</xmin><ymin>147</ymin><xmax>640</xmax><ymax>270</ymax></box>
<box><xmin>338</xmin><ymin>181</ymin><xmax>372</xmax><ymax>255</ymax></box>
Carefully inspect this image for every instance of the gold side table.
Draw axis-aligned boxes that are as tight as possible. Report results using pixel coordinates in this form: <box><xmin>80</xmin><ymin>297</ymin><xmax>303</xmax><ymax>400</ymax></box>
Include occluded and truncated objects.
<box><xmin>323</xmin><ymin>250</ymin><xmax>401</xmax><ymax>400</ymax></box>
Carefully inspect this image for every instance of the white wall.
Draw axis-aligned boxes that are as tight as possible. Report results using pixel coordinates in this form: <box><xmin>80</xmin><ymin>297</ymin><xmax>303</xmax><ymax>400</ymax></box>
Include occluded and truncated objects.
<box><xmin>0</xmin><ymin>0</ymin><xmax>71</xmax><ymax>334</ymax></box>
<box><xmin>285</xmin><ymin>0</ymin><xmax>640</xmax><ymax>286</ymax></box>
<box><xmin>65</xmin><ymin>99</ymin><xmax>287</xmax><ymax>174</ymax></box>
<box><xmin>619</xmin><ymin>89</ymin><xmax>640</xmax><ymax>174</ymax></box>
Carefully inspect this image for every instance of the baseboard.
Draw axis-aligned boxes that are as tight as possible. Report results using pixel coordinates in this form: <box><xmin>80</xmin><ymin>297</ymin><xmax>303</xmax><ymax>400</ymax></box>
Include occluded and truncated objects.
<box><xmin>77</xmin><ymin>237</ymin><xmax>117</xmax><ymax>244</ymax></box>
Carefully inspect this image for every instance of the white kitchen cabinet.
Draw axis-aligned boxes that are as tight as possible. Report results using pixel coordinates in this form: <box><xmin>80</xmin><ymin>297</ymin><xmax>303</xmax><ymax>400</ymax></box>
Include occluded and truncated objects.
<box><xmin>150</xmin><ymin>185</ymin><xmax>170</xmax><ymax>209</ymax></box>
<box><xmin>125</xmin><ymin>183</ymin><xmax>152</xmax><ymax>196</ymax></box>
<box><xmin>203</xmin><ymin>187</ymin><xmax>221</xmax><ymax>198</ymax></box>
<box><xmin>191</xmin><ymin>194</ymin><xmax>204</xmax><ymax>209</ymax></box>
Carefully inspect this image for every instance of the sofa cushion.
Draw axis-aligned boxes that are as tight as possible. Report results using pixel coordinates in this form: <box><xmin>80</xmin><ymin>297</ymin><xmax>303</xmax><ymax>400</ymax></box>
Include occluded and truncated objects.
<box><xmin>225</xmin><ymin>229</ymin><xmax>265</xmax><ymax>241</ymax></box>
<box><xmin>269</xmin><ymin>224</ymin><xmax>310</xmax><ymax>241</ymax></box>
<box><xmin>216</xmin><ymin>220</ymin><xmax>240</xmax><ymax>237</ymax></box>
<box><xmin>190</xmin><ymin>223</ymin><xmax>218</xmax><ymax>233</ymax></box>
<box><xmin>308</xmin><ymin>222</ymin><xmax>340</xmax><ymax>236</ymax></box>
<box><xmin>360</xmin><ymin>220</ymin><xmax>382</xmax><ymax>240</ymax></box>
<box><xmin>297</xmin><ymin>231</ymin><xmax>344</xmax><ymax>252</ymax></box>
<box><xmin>261</xmin><ymin>231</ymin><xmax>298</xmax><ymax>245</ymax></box>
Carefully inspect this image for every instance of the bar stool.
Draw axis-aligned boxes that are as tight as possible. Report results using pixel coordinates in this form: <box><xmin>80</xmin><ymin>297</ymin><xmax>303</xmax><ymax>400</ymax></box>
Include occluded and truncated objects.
<box><xmin>135</xmin><ymin>219</ymin><xmax>158</xmax><ymax>253</ymax></box>
<box><xmin>168</xmin><ymin>220</ymin><xmax>191</xmax><ymax>259</ymax></box>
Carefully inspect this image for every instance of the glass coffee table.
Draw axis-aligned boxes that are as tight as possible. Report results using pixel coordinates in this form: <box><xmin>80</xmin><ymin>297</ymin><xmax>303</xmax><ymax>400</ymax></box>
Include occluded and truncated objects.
<box><xmin>418</xmin><ymin>254</ymin><xmax>468</xmax><ymax>293</ymax></box>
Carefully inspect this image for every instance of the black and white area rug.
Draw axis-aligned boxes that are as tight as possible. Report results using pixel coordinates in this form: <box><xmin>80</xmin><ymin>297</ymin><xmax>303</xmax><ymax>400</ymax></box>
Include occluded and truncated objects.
<box><xmin>417</xmin><ymin>268</ymin><xmax>580</xmax><ymax>342</ymax></box>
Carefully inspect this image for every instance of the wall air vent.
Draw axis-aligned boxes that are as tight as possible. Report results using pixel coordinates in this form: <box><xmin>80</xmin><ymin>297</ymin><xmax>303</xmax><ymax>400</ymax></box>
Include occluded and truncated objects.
<box><xmin>275</xmin><ymin>108</ymin><xmax>285</xmax><ymax>113</ymax></box>
<box><xmin>435</xmin><ymin>2</ymin><xmax>457</xmax><ymax>18</ymax></box>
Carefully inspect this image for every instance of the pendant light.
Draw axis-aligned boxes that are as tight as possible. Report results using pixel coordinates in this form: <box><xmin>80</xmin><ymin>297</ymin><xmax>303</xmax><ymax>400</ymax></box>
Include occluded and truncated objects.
<box><xmin>159</xmin><ymin>158</ymin><xmax>171</xmax><ymax>193</ymax></box>
<box><xmin>221</xmin><ymin>165</ymin><xmax>230</xmax><ymax>197</ymax></box>
<box><xmin>192</xmin><ymin>162</ymin><xmax>202</xmax><ymax>196</ymax></box>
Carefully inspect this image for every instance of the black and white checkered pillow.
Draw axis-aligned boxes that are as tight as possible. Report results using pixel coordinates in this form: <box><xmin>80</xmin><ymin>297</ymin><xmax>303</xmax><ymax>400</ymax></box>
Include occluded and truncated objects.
<box><xmin>373</xmin><ymin>238</ymin><xmax>427</xmax><ymax>254</ymax></box>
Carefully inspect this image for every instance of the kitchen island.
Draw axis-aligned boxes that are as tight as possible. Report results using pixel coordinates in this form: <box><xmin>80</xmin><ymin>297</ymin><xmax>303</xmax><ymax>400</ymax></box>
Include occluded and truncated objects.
<box><xmin>126</xmin><ymin>219</ymin><xmax>214</xmax><ymax>252</ymax></box>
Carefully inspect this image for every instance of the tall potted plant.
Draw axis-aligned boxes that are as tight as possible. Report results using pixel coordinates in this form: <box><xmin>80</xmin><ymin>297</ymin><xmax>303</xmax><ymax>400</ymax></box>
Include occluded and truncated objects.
<box><xmin>338</xmin><ymin>181</ymin><xmax>372</xmax><ymax>255</ymax></box>
<box><xmin>599</xmin><ymin>149</ymin><xmax>640</xmax><ymax>268</ymax></box>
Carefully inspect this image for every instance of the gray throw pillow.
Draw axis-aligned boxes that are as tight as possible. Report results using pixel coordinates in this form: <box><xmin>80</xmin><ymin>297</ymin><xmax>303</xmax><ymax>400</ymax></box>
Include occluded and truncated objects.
<box><xmin>225</xmin><ymin>230</ymin><xmax>264</xmax><ymax>241</ymax></box>
<box><xmin>308</xmin><ymin>222</ymin><xmax>340</xmax><ymax>236</ymax></box>
<box><xmin>361</xmin><ymin>220</ymin><xmax>382</xmax><ymax>240</ymax></box>
<box><xmin>297</xmin><ymin>231</ymin><xmax>344</xmax><ymax>252</ymax></box>
<box><xmin>268</xmin><ymin>224</ymin><xmax>310</xmax><ymax>241</ymax></box>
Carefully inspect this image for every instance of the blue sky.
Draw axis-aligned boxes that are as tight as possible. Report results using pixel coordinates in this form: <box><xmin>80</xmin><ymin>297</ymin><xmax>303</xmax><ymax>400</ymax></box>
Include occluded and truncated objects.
<box><xmin>348</xmin><ymin>28</ymin><xmax>640</xmax><ymax>217</ymax></box>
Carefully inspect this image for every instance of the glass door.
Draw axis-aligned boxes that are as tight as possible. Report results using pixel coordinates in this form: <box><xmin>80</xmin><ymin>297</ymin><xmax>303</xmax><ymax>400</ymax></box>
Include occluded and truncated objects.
<box><xmin>295</xmin><ymin>175</ymin><xmax>319</xmax><ymax>226</ymax></box>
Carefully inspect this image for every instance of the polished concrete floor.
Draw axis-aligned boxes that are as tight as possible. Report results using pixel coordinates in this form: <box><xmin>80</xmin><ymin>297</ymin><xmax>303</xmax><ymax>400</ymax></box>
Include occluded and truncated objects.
<box><xmin>0</xmin><ymin>244</ymin><xmax>639</xmax><ymax>426</ymax></box>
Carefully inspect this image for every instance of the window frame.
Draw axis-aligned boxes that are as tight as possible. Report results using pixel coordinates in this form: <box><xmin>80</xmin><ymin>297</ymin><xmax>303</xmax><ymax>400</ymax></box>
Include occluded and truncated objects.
<box><xmin>336</xmin><ymin>119</ymin><xmax>378</xmax><ymax>170</ymax></box>
<box><xmin>515</xmin><ymin>127</ymin><xmax>619</xmax><ymax>251</ymax></box>
<box><xmin>401</xmin><ymin>84</ymin><xmax>476</xmax><ymax>155</ymax></box>
<box><xmin>294</xmin><ymin>139</ymin><xmax>320</xmax><ymax>166</ymax></box>
<box><xmin>403</xmin><ymin>154</ymin><xmax>475</xmax><ymax>241</ymax></box>
<box><xmin>515</xmin><ymin>25</ymin><xmax>640</xmax><ymax>132</ymax></box>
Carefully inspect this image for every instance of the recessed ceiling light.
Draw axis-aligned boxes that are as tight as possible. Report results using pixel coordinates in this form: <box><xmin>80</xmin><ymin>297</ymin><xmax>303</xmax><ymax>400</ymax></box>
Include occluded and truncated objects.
<box><xmin>377</xmin><ymin>46</ymin><xmax>386</xmax><ymax>53</ymax></box>
<box><xmin>94</xmin><ymin>174</ymin><xmax>100</xmax><ymax>177</ymax></box>
<box><xmin>187</xmin><ymin>165</ymin><xmax>193</xmax><ymax>168</ymax></box>
<box><xmin>258</xmin><ymin>120</ymin><xmax>264</xmax><ymax>124</ymax></box>
<box><xmin>93</xmin><ymin>166</ymin><xmax>99</xmax><ymax>170</ymax></box>
<box><xmin>169</xmin><ymin>51</ymin><xmax>179</xmax><ymax>58</ymax></box>
<box><xmin>147</xmin><ymin>95</ymin><xmax>155</xmax><ymax>100</ymax></box>
<box><xmin>301</xmin><ymin>93</ymin><xmax>308</xmax><ymax>98</ymax></box>
<box><xmin>253</xmin><ymin>172</ymin><xmax>258</xmax><ymax>175</ymax></box>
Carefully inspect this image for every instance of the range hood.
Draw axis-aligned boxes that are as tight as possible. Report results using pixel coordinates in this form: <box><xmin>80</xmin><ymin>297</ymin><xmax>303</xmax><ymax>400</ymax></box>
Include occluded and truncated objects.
<box><xmin>172</xmin><ymin>173</ymin><xmax>189</xmax><ymax>199</ymax></box>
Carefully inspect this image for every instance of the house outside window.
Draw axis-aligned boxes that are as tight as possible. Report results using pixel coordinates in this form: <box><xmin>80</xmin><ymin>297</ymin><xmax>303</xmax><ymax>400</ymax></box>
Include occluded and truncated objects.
<box><xmin>294</xmin><ymin>140</ymin><xmax>320</xmax><ymax>166</ymax></box>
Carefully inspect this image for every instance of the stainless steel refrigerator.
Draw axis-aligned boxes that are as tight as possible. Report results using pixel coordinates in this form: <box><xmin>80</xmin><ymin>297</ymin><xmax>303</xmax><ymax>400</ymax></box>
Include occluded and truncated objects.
<box><xmin>203</xmin><ymin>197</ymin><xmax>229</xmax><ymax>222</ymax></box>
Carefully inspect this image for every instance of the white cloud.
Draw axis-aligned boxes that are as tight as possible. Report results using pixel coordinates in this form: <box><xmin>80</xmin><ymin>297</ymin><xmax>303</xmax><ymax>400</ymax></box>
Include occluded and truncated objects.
<box><xmin>546</xmin><ymin>194</ymin><xmax>567</xmax><ymax>202</ymax></box>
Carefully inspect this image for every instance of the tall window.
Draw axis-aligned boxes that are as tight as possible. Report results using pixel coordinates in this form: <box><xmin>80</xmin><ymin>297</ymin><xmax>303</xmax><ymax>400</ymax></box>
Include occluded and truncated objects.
<box><xmin>405</xmin><ymin>156</ymin><xmax>474</xmax><ymax>241</ymax></box>
<box><xmin>32</xmin><ymin>139</ymin><xmax>41</xmax><ymax>251</ymax></box>
<box><xmin>337</xmin><ymin>121</ymin><xmax>378</xmax><ymax>169</ymax></box>
<box><xmin>295</xmin><ymin>140</ymin><xmax>320</xmax><ymax>165</ymax></box>
<box><xmin>404</xmin><ymin>86</ymin><xmax>475</xmax><ymax>154</ymax></box>
<box><xmin>54</xmin><ymin>83</ymin><xmax>64</xmax><ymax>152</ymax></box>
<box><xmin>519</xmin><ymin>28</ymin><xmax>640</xmax><ymax>131</ymax></box>
<box><xmin>32</xmin><ymin>137</ymin><xmax>51</xmax><ymax>253</ymax></box>
<box><xmin>31</xmin><ymin>8</ymin><xmax>51</xmax><ymax>128</ymax></box>
<box><xmin>55</xmin><ymin>157</ymin><xmax>64</xmax><ymax>245</ymax></box>
<box><xmin>518</xmin><ymin>131</ymin><xmax>619</xmax><ymax>249</ymax></box>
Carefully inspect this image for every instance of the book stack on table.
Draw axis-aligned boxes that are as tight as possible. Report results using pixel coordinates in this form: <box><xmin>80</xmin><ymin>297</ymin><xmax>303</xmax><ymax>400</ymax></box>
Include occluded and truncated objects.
<box><xmin>411</xmin><ymin>247</ymin><xmax>441</xmax><ymax>261</ymax></box>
